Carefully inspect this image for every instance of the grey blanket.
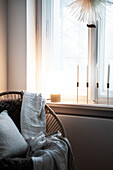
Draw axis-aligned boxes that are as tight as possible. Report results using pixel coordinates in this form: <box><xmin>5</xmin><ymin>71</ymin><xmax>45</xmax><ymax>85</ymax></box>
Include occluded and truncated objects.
<box><xmin>21</xmin><ymin>92</ymin><xmax>76</xmax><ymax>170</ymax></box>
<box><xmin>26</xmin><ymin>132</ymin><xmax>76</xmax><ymax>170</ymax></box>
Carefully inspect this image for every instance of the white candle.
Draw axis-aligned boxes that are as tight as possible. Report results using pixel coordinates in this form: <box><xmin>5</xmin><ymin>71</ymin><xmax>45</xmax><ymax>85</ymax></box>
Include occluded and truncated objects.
<box><xmin>77</xmin><ymin>65</ymin><xmax>79</xmax><ymax>82</ymax></box>
<box><xmin>87</xmin><ymin>65</ymin><xmax>89</xmax><ymax>82</ymax></box>
<box><xmin>107</xmin><ymin>64</ymin><xmax>110</xmax><ymax>83</ymax></box>
<box><xmin>96</xmin><ymin>65</ymin><xmax>98</xmax><ymax>83</ymax></box>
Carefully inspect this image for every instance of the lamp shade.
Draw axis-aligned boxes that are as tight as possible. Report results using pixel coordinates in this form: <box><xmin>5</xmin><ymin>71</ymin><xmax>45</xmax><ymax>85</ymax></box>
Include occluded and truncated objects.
<box><xmin>68</xmin><ymin>0</ymin><xmax>113</xmax><ymax>24</ymax></box>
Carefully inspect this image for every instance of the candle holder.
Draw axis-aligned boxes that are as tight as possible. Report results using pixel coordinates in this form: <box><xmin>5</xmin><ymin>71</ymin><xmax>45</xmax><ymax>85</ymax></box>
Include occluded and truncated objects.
<box><xmin>107</xmin><ymin>64</ymin><xmax>110</xmax><ymax>105</ymax></box>
<box><xmin>107</xmin><ymin>83</ymin><xmax>110</xmax><ymax>105</ymax></box>
<box><xmin>76</xmin><ymin>65</ymin><xmax>79</xmax><ymax>104</ymax></box>
<box><xmin>96</xmin><ymin>82</ymin><xmax>99</xmax><ymax>104</ymax></box>
<box><xmin>50</xmin><ymin>94</ymin><xmax>61</xmax><ymax>102</ymax></box>
<box><xmin>77</xmin><ymin>82</ymin><xmax>79</xmax><ymax>103</ymax></box>
<box><xmin>86</xmin><ymin>82</ymin><xmax>89</xmax><ymax>104</ymax></box>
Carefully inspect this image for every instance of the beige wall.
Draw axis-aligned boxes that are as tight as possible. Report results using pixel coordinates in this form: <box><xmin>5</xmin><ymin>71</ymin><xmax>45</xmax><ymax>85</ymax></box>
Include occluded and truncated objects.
<box><xmin>0</xmin><ymin>0</ymin><xmax>7</xmax><ymax>92</ymax></box>
<box><xmin>0</xmin><ymin>0</ymin><xmax>36</xmax><ymax>91</ymax></box>
<box><xmin>7</xmin><ymin>0</ymin><xmax>26</xmax><ymax>91</ymax></box>
<box><xmin>7</xmin><ymin>0</ymin><xmax>37</xmax><ymax>91</ymax></box>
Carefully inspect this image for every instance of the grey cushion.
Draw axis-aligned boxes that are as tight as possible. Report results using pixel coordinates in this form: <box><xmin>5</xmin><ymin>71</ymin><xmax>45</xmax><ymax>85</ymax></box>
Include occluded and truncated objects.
<box><xmin>0</xmin><ymin>110</ymin><xmax>28</xmax><ymax>158</ymax></box>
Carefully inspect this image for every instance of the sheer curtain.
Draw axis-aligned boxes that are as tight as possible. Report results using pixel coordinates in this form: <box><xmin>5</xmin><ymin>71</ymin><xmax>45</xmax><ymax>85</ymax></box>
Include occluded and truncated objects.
<box><xmin>40</xmin><ymin>0</ymin><xmax>88</xmax><ymax>100</ymax></box>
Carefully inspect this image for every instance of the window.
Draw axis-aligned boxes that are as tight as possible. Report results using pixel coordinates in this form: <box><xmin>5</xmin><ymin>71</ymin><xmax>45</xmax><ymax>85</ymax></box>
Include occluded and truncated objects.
<box><xmin>99</xmin><ymin>4</ymin><xmax>113</xmax><ymax>99</ymax></box>
<box><xmin>37</xmin><ymin>0</ymin><xmax>113</xmax><ymax>104</ymax></box>
<box><xmin>37</xmin><ymin>0</ymin><xmax>88</xmax><ymax>101</ymax></box>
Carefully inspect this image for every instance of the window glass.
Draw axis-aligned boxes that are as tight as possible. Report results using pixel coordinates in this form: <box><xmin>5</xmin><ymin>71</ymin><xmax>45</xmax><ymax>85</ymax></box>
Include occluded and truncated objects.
<box><xmin>99</xmin><ymin>4</ymin><xmax>113</xmax><ymax>97</ymax></box>
<box><xmin>42</xmin><ymin>0</ymin><xmax>88</xmax><ymax>100</ymax></box>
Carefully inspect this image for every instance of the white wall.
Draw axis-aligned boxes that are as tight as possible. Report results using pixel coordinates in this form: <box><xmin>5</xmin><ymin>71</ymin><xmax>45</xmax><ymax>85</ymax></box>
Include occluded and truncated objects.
<box><xmin>26</xmin><ymin>0</ymin><xmax>37</xmax><ymax>92</ymax></box>
<box><xmin>0</xmin><ymin>0</ymin><xmax>7</xmax><ymax>91</ymax></box>
<box><xmin>7</xmin><ymin>0</ymin><xmax>26</xmax><ymax>91</ymax></box>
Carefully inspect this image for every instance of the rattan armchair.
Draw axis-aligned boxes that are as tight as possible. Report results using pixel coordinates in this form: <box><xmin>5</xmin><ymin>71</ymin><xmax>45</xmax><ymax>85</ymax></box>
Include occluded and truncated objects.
<box><xmin>0</xmin><ymin>91</ymin><xmax>67</xmax><ymax>170</ymax></box>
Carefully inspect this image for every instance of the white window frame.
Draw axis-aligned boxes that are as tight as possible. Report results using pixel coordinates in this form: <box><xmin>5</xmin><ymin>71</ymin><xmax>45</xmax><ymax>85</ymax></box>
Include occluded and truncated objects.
<box><xmin>36</xmin><ymin>0</ymin><xmax>113</xmax><ymax>105</ymax></box>
<box><xmin>97</xmin><ymin>5</ymin><xmax>113</xmax><ymax>104</ymax></box>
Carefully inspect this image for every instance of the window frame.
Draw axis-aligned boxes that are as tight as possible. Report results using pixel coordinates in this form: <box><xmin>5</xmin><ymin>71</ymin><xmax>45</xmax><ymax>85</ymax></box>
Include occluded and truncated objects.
<box><xmin>36</xmin><ymin>0</ymin><xmax>113</xmax><ymax>105</ymax></box>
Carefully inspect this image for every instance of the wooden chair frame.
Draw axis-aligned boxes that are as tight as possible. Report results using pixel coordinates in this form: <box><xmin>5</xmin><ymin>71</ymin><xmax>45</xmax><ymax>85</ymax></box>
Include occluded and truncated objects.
<box><xmin>0</xmin><ymin>91</ymin><xmax>67</xmax><ymax>137</ymax></box>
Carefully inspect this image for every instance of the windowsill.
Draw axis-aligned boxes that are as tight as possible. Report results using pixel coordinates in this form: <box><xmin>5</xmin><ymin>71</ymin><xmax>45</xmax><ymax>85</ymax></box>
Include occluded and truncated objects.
<box><xmin>46</xmin><ymin>101</ymin><xmax>113</xmax><ymax>119</ymax></box>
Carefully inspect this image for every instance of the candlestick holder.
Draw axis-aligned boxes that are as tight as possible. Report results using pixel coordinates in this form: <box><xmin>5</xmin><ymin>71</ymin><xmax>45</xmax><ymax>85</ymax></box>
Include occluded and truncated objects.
<box><xmin>107</xmin><ymin>83</ymin><xmax>110</xmax><ymax>105</ymax></box>
<box><xmin>96</xmin><ymin>82</ymin><xmax>99</xmax><ymax>104</ymax></box>
<box><xmin>77</xmin><ymin>82</ymin><xmax>79</xmax><ymax>103</ymax></box>
<box><xmin>86</xmin><ymin>82</ymin><xmax>89</xmax><ymax>104</ymax></box>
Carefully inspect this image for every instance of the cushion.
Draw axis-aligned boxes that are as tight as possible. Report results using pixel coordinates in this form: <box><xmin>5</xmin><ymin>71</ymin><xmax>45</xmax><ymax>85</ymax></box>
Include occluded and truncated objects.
<box><xmin>0</xmin><ymin>110</ymin><xmax>28</xmax><ymax>158</ymax></box>
<box><xmin>0</xmin><ymin>99</ymin><xmax>22</xmax><ymax>132</ymax></box>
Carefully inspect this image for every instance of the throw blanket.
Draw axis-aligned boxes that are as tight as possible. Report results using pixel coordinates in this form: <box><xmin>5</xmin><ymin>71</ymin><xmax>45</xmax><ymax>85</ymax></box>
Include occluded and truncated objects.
<box><xmin>26</xmin><ymin>132</ymin><xmax>70</xmax><ymax>170</ymax></box>
<box><xmin>21</xmin><ymin>91</ymin><xmax>46</xmax><ymax>140</ymax></box>
<box><xmin>21</xmin><ymin>91</ymin><xmax>76</xmax><ymax>170</ymax></box>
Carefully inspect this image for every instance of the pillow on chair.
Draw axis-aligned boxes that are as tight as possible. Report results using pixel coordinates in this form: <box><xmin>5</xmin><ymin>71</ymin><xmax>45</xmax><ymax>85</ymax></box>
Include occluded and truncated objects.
<box><xmin>0</xmin><ymin>110</ymin><xmax>28</xmax><ymax>158</ymax></box>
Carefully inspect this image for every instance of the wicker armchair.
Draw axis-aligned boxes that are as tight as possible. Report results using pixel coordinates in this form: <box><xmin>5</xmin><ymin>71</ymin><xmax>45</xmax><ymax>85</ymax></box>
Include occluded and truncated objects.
<box><xmin>0</xmin><ymin>91</ymin><xmax>66</xmax><ymax>170</ymax></box>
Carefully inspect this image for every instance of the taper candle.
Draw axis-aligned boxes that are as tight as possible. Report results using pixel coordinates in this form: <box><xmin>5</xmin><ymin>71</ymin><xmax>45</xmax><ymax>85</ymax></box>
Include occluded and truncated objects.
<box><xmin>107</xmin><ymin>64</ymin><xmax>110</xmax><ymax>84</ymax></box>
<box><xmin>87</xmin><ymin>65</ymin><xmax>89</xmax><ymax>82</ymax></box>
<box><xmin>96</xmin><ymin>65</ymin><xmax>98</xmax><ymax>83</ymax></box>
<box><xmin>77</xmin><ymin>65</ymin><xmax>79</xmax><ymax>82</ymax></box>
